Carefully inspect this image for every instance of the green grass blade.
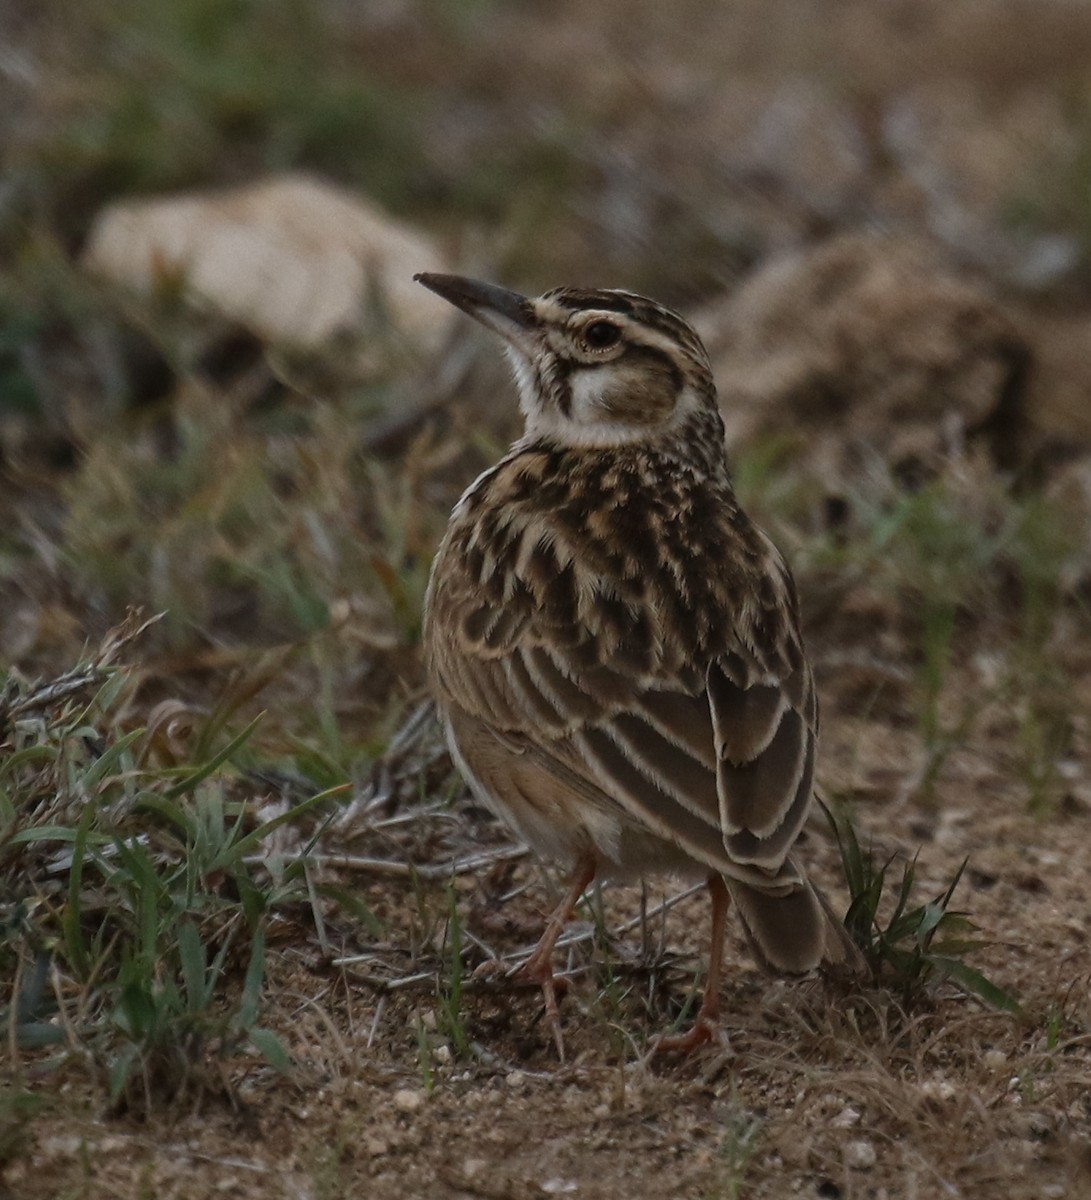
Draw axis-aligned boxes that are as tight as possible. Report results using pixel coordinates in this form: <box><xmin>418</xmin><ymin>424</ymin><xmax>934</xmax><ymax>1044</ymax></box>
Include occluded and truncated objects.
<box><xmin>237</xmin><ymin>927</ymin><xmax>267</xmax><ymax>1031</ymax></box>
<box><xmin>164</xmin><ymin>713</ymin><xmax>265</xmax><ymax>800</ymax></box>
<box><xmin>249</xmin><ymin>1027</ymin><xmax>292</xmax><ymax>1073</ymax></box>
<box><xmin>108</xmin><ymin>1043</ymin><xmax>142</xmax><ymax>1107</ymax></box>
<box><xmin>0</xmin><ymin>745</ymin><xmax>60</xmax><ymax>782</ymax></box>
<box><xmin>82</xmin><ymin>728</ymin><xmax>145</xmax><ymax>790</ymax></box>
<box><xmin>929</xmin><ymin>956</ymin><xmax>1022</xmax><ymax>1014</ymax></box>
<box><xmin>227</xmin><ymin>783</ymin><xmax>348</xmax><ymax>860</ymax></box>
<box><xmin>61</xmin><ymin>801</ymin><xmax>97</xmax><ymax>979</ymax></box>
<box><xmin>177</xmin><ymin>921</ymin><xmax>208</xmax><ymax>1014</ymax></box>
<box><xmin>6</xmin><ymin>824</ymin><xmax>112</xmax><ymax>849</ymax></box>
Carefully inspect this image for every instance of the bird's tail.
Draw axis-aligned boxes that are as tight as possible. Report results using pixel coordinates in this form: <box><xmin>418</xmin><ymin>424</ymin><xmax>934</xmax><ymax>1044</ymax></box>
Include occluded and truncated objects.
<box><xmin>726</xmin><ymin>862</ymin><xmax>865</xmax><ymax>976</ymax></box>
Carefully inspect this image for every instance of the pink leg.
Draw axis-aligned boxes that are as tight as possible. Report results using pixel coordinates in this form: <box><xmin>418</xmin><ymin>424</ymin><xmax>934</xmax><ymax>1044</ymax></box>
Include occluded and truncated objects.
<box><xmin>654</xmin><ymin>875</ymin><xmax>731</xmax><ymax>1054</ymax></box>
<box><xmin>519</xmin><ymin>855</ymin><xmax>596</xmax><ymax>1060</ymax></box>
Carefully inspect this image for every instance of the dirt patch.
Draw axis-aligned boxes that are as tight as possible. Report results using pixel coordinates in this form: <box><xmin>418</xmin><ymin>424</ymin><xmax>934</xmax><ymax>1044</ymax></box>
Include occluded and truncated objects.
<box><xmin>8</xmin><ymin>653</ymin><xmax>1091</xmax><ymax>1200</ymax></box>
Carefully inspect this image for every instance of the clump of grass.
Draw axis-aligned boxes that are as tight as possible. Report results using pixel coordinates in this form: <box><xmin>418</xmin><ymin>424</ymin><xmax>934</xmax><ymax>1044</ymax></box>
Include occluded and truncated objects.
<box><xmin>825</xmin><ymin>803</ymin><xmax>1020</xmax><ymax>1015</ymax></box>
<box><xmin>0</xmin><ymin>615</ymin><xmax>340</xmax><ymax>1115</ymax></box>
<box><xmin>765</xmin><ymin>462</ymin><xmax>1085</xmax><ymax>810</ymax></box>
<box><xmin>841</xmin><ymin>480</ymin><xmax>1017</xmax><ymax>797</ymax></box>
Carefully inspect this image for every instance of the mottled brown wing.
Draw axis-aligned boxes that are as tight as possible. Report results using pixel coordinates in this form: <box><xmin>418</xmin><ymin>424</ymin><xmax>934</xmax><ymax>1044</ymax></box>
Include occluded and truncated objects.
<box><xmin>426</xmin><ymin>538</ymin><xmax>817</xmax><ymax>882</ymax></box>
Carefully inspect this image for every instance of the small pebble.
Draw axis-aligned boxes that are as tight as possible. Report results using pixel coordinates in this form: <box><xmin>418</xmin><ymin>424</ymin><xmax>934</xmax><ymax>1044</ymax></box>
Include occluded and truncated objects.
<box><xmin>394</xmin><ymin>1088</ymin><xmax>424</xmax><ymax>1112</ymax></box>
<box><xmin>919</xmin><ymin>1078</ymin><xmax>957</xmax><ymax>1103</ymax></box>
<box><xmin>832</xmin><ymin>1106</ymin><xmax>861</xmax><ymax>1128</ymax></box>
<box><xmin>40</xmin><ymin>1135</ymin><xmax>82</xmax><ymax>1158</ymax></box>
<box><xmin>844</xmin><ymin>1139</ymin><xmax>877</xmax><ymax>1170</ymax></box>
<box><xmin>983</xmin><ymin>1049</ymin><xmax>1008</xmax><ymax>1072</ymax></box>
<box><xmin>506</xmin><ymin>1070</ymin><xmax>527</xmax><ymax>1090</ymax></box>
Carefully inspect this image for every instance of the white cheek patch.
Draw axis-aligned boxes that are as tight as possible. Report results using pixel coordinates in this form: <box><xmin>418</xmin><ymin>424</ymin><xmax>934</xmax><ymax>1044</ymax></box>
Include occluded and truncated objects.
<box><xmin>568</xmin><ymin>368</ymin><xmax>605</xmax><ymax>424</ymax></box>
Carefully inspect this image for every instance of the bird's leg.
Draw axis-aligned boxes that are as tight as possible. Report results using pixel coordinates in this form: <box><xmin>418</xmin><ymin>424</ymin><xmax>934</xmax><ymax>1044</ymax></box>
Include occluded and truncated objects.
<box><xmin>654</xmin><ymin>874</ymin><xmax>731</xmax><ymax>1054</ymax></box>
<box><xmin>518</xmin><ymin>854</ymin><xmax>596</xmax><ymax>1060</ymax></box>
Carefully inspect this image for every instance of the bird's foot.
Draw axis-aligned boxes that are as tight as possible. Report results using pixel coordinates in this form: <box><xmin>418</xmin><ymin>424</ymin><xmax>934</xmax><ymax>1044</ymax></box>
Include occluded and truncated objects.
<box><xmin>472</xmin><ymin>952</ymin><xmax>573</xmax><ymax>1058</ymax></box>
<box><xmin>519</xmin><ymin>950</ymin><xmax>570</xmax><ymax>1061</ymax></box>
<box><xmin>652</xmin><ymin>1008</ymin><xmax>727</xmax><ymax>1056</ymax></box>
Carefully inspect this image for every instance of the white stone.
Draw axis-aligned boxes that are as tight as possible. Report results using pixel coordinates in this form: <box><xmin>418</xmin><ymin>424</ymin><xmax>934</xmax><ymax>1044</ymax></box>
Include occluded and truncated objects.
<box><xmin>919</xmin><ymin>1078</ymin><xmax>958</xmax><ymax>1102</ymax></box>
<box><xmin>393</xmin><ymin>1087</ymin><xmax>424</xmax><ymax>1112</ymax></box>
<box><xmin>40</xmin><ymin>1135</ymin><xmax>83</xmax><ymax>1158</ymax></box>
<box><xmin>983</xmin><ymin>1049</ymin><xmax>1008</xmax><ymax>1071</ymax></box>
<box><xmin>82</xmin><ymin>173</ymin><xmax>454</xmax><ymax>354</ymax></box>
<box><xmin>844</xmin><ymin>1139</ymin><xmax>877</xmax><ymax>1170</ymax></box>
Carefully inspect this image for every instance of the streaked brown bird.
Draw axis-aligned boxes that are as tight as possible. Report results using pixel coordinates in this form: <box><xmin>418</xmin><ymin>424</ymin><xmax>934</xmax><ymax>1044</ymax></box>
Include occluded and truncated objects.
<box><xmin>416</xmin><ymin>272</ymin><xmax>861</xmax><ymax>1056</ymax></box>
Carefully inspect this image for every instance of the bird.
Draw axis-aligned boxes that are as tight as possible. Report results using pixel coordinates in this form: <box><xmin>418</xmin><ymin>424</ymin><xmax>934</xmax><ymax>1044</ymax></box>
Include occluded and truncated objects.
<box><xmin>415</xmin><ymin>271</ymin><xmax>862</xmax><ymax>1057</ymax></box>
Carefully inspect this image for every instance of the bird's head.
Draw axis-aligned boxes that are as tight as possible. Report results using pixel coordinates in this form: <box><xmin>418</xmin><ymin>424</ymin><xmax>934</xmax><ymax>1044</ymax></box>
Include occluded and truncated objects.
<box><xmin>415</xmin><ymin>273</ymin><xmax>724</xmax><ymax>464</ymax></box>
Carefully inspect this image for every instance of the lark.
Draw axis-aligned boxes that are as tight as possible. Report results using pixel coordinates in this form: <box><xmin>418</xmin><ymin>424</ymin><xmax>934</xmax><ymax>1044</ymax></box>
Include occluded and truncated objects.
<box><xmin>416</xmin><ymin>272</ymin><xmax>861</xmax><ymax>1056</ymax></box>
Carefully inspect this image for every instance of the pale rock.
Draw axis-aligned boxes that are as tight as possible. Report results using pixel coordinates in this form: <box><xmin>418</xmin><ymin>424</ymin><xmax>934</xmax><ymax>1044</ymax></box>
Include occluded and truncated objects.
<box><xmin>82</xmin><ymin>173</ymin><xmax>454</xmax><ymax>354</ymax></box>
<box><xmin>40</xmin><ymin>1134</ymin><xmax>83</xmax><ymax>1158</ymax></box>
<box><xmin>697</xmin><ymin>234</ymin><xmax>1028</xmax><ymax>485</ymax></box>
<box><xmin>983</xmin><ymin>1049</ymin><xmax>1009</xmax><ymax>1072</ymax></box>
<box><xmin>542</xmin><ymin>1179</ymin><xmax>578</xmax><ymax>1195</ymax></box>
<box><xmin>918</xmin><ymin>1078</ymin><xmax>958</xmax><ymax>1104</ymax></box>
<box><xmin>393</xmin><ymin>1087</ymin><xmax>425</xmax><ymax>1112</ymax></box>
<box><xmin>844</xmin><ymin>1138</ymin><xmax>878</xmax><ymax>1170</ymax></box>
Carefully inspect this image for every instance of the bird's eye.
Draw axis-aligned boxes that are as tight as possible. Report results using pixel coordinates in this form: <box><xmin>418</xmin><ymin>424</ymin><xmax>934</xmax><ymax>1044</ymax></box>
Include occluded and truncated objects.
<box><xmin>582</xmin><ymin>320</ymin><xmax>621</xmax><ymax>350</ymax></box>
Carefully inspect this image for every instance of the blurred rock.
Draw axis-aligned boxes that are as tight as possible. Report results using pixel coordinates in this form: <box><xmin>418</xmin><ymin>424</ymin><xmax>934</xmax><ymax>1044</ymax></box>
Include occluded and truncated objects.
<box><xmin>699</xmin><ymin>234</ymin><xmax>1031</xmax><ymax>484</ymax></box>
<box><xmin>82</xmin><ymin>173</ymin><xmax>454</xmax><ymax>354</ymax></box>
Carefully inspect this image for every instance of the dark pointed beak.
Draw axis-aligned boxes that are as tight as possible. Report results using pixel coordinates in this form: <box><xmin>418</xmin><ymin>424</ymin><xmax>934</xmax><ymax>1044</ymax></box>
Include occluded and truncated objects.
<box><xmin>414</xmin><ymin>273</ymin><xmax>536</xmax><ymax>346</ymax></box>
